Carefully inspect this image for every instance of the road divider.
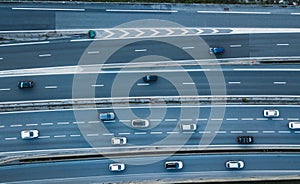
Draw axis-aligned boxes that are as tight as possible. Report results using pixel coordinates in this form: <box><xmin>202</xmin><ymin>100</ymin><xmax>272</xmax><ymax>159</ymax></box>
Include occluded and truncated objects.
<box><xmin>1</xmin><ymin>96</ymin><xmax>300</xmax><ymax>112</ymax></box>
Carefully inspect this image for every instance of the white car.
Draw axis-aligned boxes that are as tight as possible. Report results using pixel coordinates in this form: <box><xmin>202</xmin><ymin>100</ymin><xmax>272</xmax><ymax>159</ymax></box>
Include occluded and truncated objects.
<box><xmin>109</xmin><ymin>163</ymin><xmax>125</xmax><ymax>172</ymax></box>
<box><xmin>263</xmin><ymin>109</ymin><xmax>279</xmax><ymax>118</ymax></box>
<box><xmin>180</xmin><ymin>123</ymin><xmax>197</xmax><ymax>131</ymax></box>
<box><xmin>165</xmin><ymin>161</ymin><xmax>183</xmax><ymax>170</ymax></box>
<box><xmin>289</xmin><ymin>122</ymin><xmax>300</xmax><ymax>129</ymax></box>
<box><xmin>111</xmin><ymin>137</ymin><xmax>127</xmax><ymax>145</ymax></box>
<box><xmin>21</xmin><ymin>130</ymin><xmax>39</xmax><ymax>139</ymax></box>
<box><xmin>225</xmin><ymin>161</ymin><xmax>244</xmax><ymax>169</ymax></box>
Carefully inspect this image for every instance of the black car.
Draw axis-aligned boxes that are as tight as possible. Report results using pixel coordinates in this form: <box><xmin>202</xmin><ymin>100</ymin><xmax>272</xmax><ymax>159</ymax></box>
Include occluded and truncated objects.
<box><xmin>18</xmin><ymin>81</ymin><xmax>34</xmax><ymax>89</ymax></box>
<box><xmin>237</xmin><ymin>136</ymin><xmax>254</xmax><ymax>144</ymax></box>
<box><xmin>143</xmin><ymin>75</ymin><xmax>158</xmax><ymax>82</ymax></box>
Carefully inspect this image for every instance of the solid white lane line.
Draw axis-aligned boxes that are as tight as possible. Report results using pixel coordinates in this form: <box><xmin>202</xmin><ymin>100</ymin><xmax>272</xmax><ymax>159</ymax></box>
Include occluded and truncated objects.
<box><xmin>226</xmin><ymin>118</ymin><xmax>238</xmax><ymax>121</ymax></box>
<box><xmin>231</xmin><ymin>131</ymin><xmax>243</xmax><ymax>134</ymax></box>
<box><xmin>247</xmin><ymin>131</ymin><xmax>259</xmax><ymax>133</ymax></box>
<box><xmin>41</xmin><ymin>123</ymin><xmax>53</xmax><ymax>126</ymax></box>
<box><xmin>10</xmin><ymin>124</ymin><xmax>22</xmax><ymax>127</ymax></box>
<box><xmin>228</xmin><ymin>81</ymin><xmax>241</xmax><ymax>84</ymax></box>
<box><xmin>181</xmin><ymin>119</ymin><xmax>193</xmax><ymax>121</ymax></box>
<box><xmin>5</xmin><ymin>137</ymin><xmax>17</xmax><ymax>140</ymax></box>
<box><xmin>0</xmin><ymin>88</ymin><xmax>11</xmax><ymax>91</ymax></box>
<box><xmin>197</xmin><ymin>10</ymin><xmax>270</xmax><ymax>14</ymax></box>
<box><xmin>135</xmin><ymin>132</ymin><xmax>147</xmax><ymax>135</ymax></box>
<box><xmin>167</xmin><ymin>131</ymin><xmax>179</xmax><ymax>134</ymax></box>
<box><xmin>230</xmin><ymin>45</ymin><xmax>242</xmax><ymax>48</ymax></box>
<box><xmin>12</xmin><ymin>7</ymin><xmax>85</xmax><ymax>11</ymax></box>
<box><xmin>273</xmin><ymin>81</ymin><xmax>286</xmax><ymax>85</ymax></box>
<box><xmin>182</xmin><ymin>82</ymin><xmax>195</xmax><ymax>85</ymax></box>
<box><xmin>263</xmin><ymin>131</ymin><xmax>275</xmax><ymax>133</ymax></box>
<box><xmin>87</xmin><ymin>51</ymin><xmax>100</xmax><ymax>54</ymax></box>
<box><xmin>73</xmin><ymin>121</ymin><xmax>85</xmax><ymax>124</ymax></box>
<box><xmin>91</xmin><ymin>84</ymin><xmax>104</xmax><ymax>87</ymax></box>
<box><xmin>288</xmin><ymin>118</ymin><xmax>299</xmax><ymax>121</ymax></box>
<box><xmin>106</xmin><ymin>9</ymin><xmax>178</xmax><ymax>13</ymax></box>
<box><xmin>45</xmin><ymin>86</ymin><xmax>57</xmax><ymax>89</ymax></box>
<box><xmin>150</xmin><ymin>131</ymin><xmax>163</xmax><ymax>134</ymax></box>
<box><xmin>276</xmin><ymin>43</ymin><xmax>289</xmax><ymax>46</ymax></box>
<box><xmin>88</xmin><ymin>121</ymin><xmax>100</xmax><ymax>124</ymax></box>
<box><xmin>0</xmin><ymin>41</ymin><xmax>50</xmax><ymax>47</ymax></box>
<box><xmin>241</xmin><ymin>118</ymin><xmax>253</xmax><ymax>121</ymax></box>
<box><xmin>26</xmin><ymin>123</ymin><xmax>38</xmax><ymax>126</ymax></box>
<box><xmin>38</xmin><ymin>136</ymin><xmax>50</xmax><ymax>139</ymax></box>
<box><xmin>54</xmin><ymin>135</ymin><xmax>66</xmax><ymax>138</ymax></box>
<box><xmin>215</xmin><ymin>131</ymin><xmax>227</xmax><ymax>134</ymax></box>
<box><xmin>87</xmin><ymin>134</ymin><xmax>99</xmax><ymax>137</ymax></box>
<box><xmin>199</xmin><ymin>131</ymin><xmax>211</xmax><ymax>134</ymax></box>
<box><xmin>211</xmin><ymin>118</ymin><xmax>223</xmax><ymax>121</ymax></box>
<box><xmin>182</xmin><ymin>46</ymin><xmax>195</xmax><ymax>50</ymax></box>
<box><xmin>278</xmin><ymin>131</ymin><xmax>291</xmax><ymax>134</ymax></box>
<box><xmin>119</xmin><ymin>132</ymin><xmax>131</xmax><ymax>135</ymax></box>
<box><xmin>272</xmin><ymin>118</ymin><xmax>284</xmax><ymax>121</ymax></box>
<box><xmin>0</xmin><ymin>125</ymin><xmax>5</xmax><ymax>128</ymax></box>
<box><xmin>256</xmin><ymin>118</ymin><xmax>268</xmax><ymax>121</ymax></box>
<box><xmin>137</xmin><ymin>83</ymin><xmax>150</xmax><ymax>86</ymax></box>
<box><xmin>165</xmin><ymin>119</ymin><xmax>177</xmax><ymax>122</ymax></box>
<box><xmin>39</xmin><ymin>54</ymin><xmax>51</xmax><ymax>57</ymax></box>
<box><xmin>197</xmin><ymin>118</ymin><xmax>208</xmax><ymax>121</ymax></box>
<box><xmin>70</xmin><ymin>134</ymin><xmax>81</xmax><ymax>137</ymax></box>
<box><xmin>150</xmin><ymin>119</ymin><xmax>161</xmax><ymax>122</ymax></box>
<box><xmin>103</xmin><ymin>133</ymin><xmax>114</xmax><ymax>136</ymax></box>
<box><xmin>57</xmin><ymin>122</ymin><xmax>69</xmax><ymax>125</ymax></box>
<box><xmin>135</xmin><ymin>49</ymin><xmax>147</xmax><ymax>52</ymax></box>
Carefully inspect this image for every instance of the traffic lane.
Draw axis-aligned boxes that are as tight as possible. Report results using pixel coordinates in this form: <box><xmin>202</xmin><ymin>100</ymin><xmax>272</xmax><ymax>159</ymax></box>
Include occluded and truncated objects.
<box><xmin>0</xmin><ymin>40</ymin><xmax>89</xmax><ymax>70</ymax></box>
<box><xmin>249</xmin><ymin>33</ymin><xmax>300</xmax><ymax>57</ymax></box>
<box><xmin>1</xmin><ymin>153</ymin><xmax>300</xmax><ymax>183</ymax></box>
<box><xmin>0</xmin><ymin>9</ymin><xmax>55</xmax><ymax>31</ymax></box>
<box><xmin>56</xmin><ymin>10</ymin><xmax>300</xmax><ymax>29</ymax></box>
<box><xmin>2</xmin><ymin>33</ymin><xmax>300</xmax><ymax>70</ymax></box>
<box><xmin>1</xmin><ymin>70</ymin><xmax>300</xmax><ymax>102</ymax></box>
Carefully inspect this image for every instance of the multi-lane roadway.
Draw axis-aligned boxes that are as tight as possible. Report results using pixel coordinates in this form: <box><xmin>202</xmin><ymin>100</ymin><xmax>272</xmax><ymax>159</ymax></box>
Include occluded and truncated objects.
<box><xmin>1</xmin><ymin>153</ymin><xmax>300</xmax><ymax>183</ymax></box>
<box><xmin>1</xmin><ymin>105</ymin><xmax>300</xmax><ymax>152</ymax></box>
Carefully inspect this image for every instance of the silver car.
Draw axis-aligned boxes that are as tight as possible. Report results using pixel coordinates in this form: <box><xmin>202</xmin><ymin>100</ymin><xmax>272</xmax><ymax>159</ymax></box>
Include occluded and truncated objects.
<box><xmin>131</xmin><ymin>119</ymin><xmax>149</xmax><ymax>128</ymax></box>
<box><xmin>180</xmin><ymin>123</ymin><xmax>197</xmax><ymax>131</ymax></box>
<box><xmin>111</xmin><ymin>137</ymin><xmax>127</xmax><ymax>145</ymax></box>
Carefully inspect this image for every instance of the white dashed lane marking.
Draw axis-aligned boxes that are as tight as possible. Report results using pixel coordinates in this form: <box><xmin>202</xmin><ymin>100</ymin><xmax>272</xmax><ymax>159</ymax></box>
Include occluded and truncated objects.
<box><xmin>41</xmin><ymin>123</ymin><xmax>53</xmax><ymax>126</ymax></box>
<box><xmin>247</xmin><ymin>131</ymin><xmax>259</xmax><ymax>134</ymax></box>
<box><xmin>54</xmin><ymin>135</ymin><xmax>66</xmax><ymax>138</ymax></box>
<box><xmin>135</xmin><ymin>132</ymin><xmax>147</xmax><ymax>135</ymax></box>
<box><xmin>57</xmin><ymin>122</ymin><xmax>69</xmax><ymax>125</ymax></box>
<box><xmin>87</xmin><ymin>134</ymin><xmax>99</xmax><ymax>137</ymax></box>
<box><xmin>10</xmin><ymin>124</ymin><xmax>22</xmax><ymax>127</ymax></box>
<box><xmin>70</xmin><ymin>134</ymin><xmax>81</xmax><ymax>137</ymax></box>
<box><xmin>26</xmin><ymin>124</ymin><xmax>38</xmax><ymax>126</ymax></box>
<box><xmin>263</xmin><ymin>131</ymin><xmax>275</xmax><ymax>134</ymax></box>
<box><xmin>231</xmin><ymin>131</ymin><xmax>243</xmax><ymax>134</ymax></box>
<box><xmin>5</xmin><ymin>137</ymin><xmax>17</xmax><ymax>140</ymax></box>
<box><xmin>119</xmin><ymin>132</ymin><xmax>131</xmax><ymax>135</ymax></box>
<box><xmin>38</xmin><ymin>136</ymin><xmax>50</xmax><ymax>139</ymax></box>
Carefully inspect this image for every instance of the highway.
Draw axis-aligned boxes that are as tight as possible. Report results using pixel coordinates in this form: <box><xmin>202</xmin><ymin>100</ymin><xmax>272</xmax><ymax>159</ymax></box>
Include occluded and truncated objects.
<box><xmin>1</xmin><ymin>3</ymin><xmax>300</xmax><ymax>31</ymax></box>
<box><xmin>1</xmin><ymin>68</ymin><xmax>300</xmax><ymax>102</ymax></box>
<box><xmin>0</xmin><ymin>105</ymin><xmax>300</xmax><ymax>152</ymax></box>
<box><xmin>1</xmin><ymin>153</ymin><xmax>300</xmax><ymax>183</ymax></box>
<box><xmin>1</xmin><ymin>33</ymin><xmax>300</xmax><ymax>70</ymax></box>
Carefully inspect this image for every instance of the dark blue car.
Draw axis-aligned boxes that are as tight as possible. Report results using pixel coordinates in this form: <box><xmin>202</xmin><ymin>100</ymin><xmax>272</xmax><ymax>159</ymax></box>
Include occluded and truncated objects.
<box><xmin>209</xmin><ymin>47</ymin><xmax>225</xmax><ymax>55</ymax></box>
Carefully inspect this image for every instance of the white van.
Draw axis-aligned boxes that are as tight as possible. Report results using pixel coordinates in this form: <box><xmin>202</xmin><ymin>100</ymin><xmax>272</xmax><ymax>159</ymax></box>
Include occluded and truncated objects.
<box><xmin>288</xmin><ymin>122</ymin><xmax>300</xmax><ymax>129</ymax></box>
